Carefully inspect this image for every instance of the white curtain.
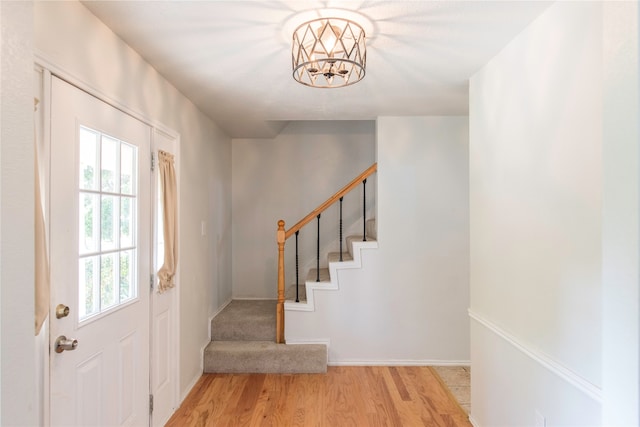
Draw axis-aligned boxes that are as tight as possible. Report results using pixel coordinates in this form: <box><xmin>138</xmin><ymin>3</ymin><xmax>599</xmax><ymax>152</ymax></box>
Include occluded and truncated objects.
<box><xmin>157</xmin><ymin>150</ymin><xmax>178</xmax><ymax>292</ymax></box>
<box><xmin>35</xmin><ymin>97</ymin><xmax>50</xmax><ymax>335</ymax></box>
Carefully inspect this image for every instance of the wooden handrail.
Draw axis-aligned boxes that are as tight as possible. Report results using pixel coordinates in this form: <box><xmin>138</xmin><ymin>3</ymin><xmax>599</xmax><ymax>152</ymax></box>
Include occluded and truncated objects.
<box><xmin>275</xmin><ymin>162</ymin><xmax>377</xmax><ymax>343</ymax></box>
<box><xmin>284</xmin><ymin>163</ymin><xmax>377</xmax><ymax>240</ymax></box>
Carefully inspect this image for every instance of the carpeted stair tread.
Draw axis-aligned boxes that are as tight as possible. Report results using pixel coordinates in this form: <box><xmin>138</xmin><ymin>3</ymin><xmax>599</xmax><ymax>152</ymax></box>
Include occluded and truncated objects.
<box><xmin>285</xmin><ymin>284</ymin><xmax>307</xmax><ymax>302</ymax></box>
<box><xmin>211</xmin><ymin>300</ymin><xmax>276</xmax><ymax>341</ymax></box>
<box><xmin>327</xmin><ymin>252</ymin><xmax>353</xmax><ymax>263</ymax></box>
<box><xmin>204</xmin><ymin>341</ymin><xmax>327</xmax><ymax>374</ymax></box>
<box><xmin>306</xmin><ymin>268</ymin><xmax>330</xmax><ymax>283</ymax></box>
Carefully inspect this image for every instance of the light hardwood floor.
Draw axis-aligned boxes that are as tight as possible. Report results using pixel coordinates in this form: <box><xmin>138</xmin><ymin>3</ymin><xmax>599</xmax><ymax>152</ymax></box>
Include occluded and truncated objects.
<box><xmin>166</xmin><ymin>366</ymin><xmax>471</xmax><ymax>427</ymax></box>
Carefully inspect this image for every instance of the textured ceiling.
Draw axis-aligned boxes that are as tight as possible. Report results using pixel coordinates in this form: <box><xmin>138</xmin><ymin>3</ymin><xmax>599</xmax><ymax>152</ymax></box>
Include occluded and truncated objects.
<box><xmin>82</xmin><ymin>1</ymin><xmax>552</xmax><ymax>138</ymax></box>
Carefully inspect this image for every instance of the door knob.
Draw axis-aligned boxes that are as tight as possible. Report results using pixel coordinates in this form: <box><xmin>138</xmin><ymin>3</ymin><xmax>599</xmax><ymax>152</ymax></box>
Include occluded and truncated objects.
<box><xmin>55</xmin><ymin>304</ymin><xmax>70</xmax><ymax>319</ymax></box>
<box><xmin>55</xmin><ymin>335</ymin><xmax>78</xmax><ymax>353</ymax></box>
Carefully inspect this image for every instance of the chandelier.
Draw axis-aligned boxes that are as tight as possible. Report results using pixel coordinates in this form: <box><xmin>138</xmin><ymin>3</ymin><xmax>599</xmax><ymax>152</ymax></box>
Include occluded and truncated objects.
<box><xmin>292</xmin><ymin>17</ymin><xmax>366</xmax><ymax>88</ymax></box>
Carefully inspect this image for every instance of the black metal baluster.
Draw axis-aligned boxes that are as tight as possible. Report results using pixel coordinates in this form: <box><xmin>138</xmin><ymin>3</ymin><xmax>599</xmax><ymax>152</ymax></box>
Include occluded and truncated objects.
<box><xmin>363</xmin><ymin>178</ymin><xmax>367</xmax><ymax>241</ymax></box>
<box><xmin>339</xmin><ymin>197</ymin><xmax>344</xmax><ymax>262</ymax></box>
<box><xmin>295</xmin><ymin>230</ymin><xmax>300</xmax><ymax>303</ymax></box>
<box><xmin>316</xmin><ymin>214</ymin><xmax>321</xmax><ymax>282</ymax></box>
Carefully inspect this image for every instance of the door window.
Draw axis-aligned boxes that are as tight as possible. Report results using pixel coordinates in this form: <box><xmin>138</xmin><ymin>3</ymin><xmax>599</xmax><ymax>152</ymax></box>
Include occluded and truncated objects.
<box><xmin>78</xmin><ymin>126</ymin><xmax>138</xmax><ymax>321</ymax></box>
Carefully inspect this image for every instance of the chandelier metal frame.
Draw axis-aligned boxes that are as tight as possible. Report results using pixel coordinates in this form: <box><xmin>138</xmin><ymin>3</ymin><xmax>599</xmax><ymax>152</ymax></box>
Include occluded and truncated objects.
<box><xmin>292</xmin><ymin>17</ymin><xmax>366</xmax><ymax>88</ymax></box>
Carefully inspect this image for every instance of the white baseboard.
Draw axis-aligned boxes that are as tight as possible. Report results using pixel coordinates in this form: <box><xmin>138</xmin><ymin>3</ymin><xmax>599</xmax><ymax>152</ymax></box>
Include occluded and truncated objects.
<box><xmin>231</xmin><ymin>297</ymin><xmax>278</xmax><ymax>300</ymax></box>
<box><xmin>284</xmin><ymin>340</ymin><xmax>469</xmax><ymax>368</ymax></box>
<box><xmin>328</xmin><ymin>359</ymin><xmax>471</xmax><ymax>366</ymax></box>
<box><xmin>180</xmin><ymin>367</ymin><xmax>202</xmax><ymax>404</ymax></box>
<box><xmin>213</xmin><ymin>298</ymin><xmax>233</xmax><ymax>316</ymax></box>
<box><xmin>285</xmin><ymin>338</ymin><xmax>331</xmax><ymax>346</ymax></box>
<box><xmin>181</xmin><ymin>298</ymin><xmax>233</xmax><ymax>405</ymax></box>
<box><xmin>208</xmin><ymin>298</ymin><xmax>232</xmax><ymax>340</ymax></box>
<box><xmin>469</xmin><ymin>309</ymin><xmax>602</xmax><ymax>403</ymax></box>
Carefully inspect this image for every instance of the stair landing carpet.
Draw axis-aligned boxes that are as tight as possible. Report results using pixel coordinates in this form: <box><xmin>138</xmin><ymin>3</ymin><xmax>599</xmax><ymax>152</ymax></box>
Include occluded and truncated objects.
<box><xmin>204</xmin><ymin>300</ymin><xmax>327</xmax><ymax>374</ymax></box>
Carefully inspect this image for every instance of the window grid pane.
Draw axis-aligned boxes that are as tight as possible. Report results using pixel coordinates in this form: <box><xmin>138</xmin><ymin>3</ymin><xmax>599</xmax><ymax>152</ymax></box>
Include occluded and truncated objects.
<box><xmin>79</xmin><ymin>193</ymin><xmax>99</xmax><ymax>255</ymax></box>
<box><xmin>120</xmin><ymin>249</ymin><xmax>136</xmax><ymax>303</ymax></box>
<box><xmin>79</xmin><ymin>127</ymin><xmax>99</xmax><ymax>191</ymax></box>
<box><xmin>100</xmin><ymin>135</ymin><xmax>119</xmax><ymax>193</ymax></box>
<box><xmin>78</xmin><ymin>127</ymin><xmax>138</xmax><ymax>322</ymax></box>
<box><xmin>121</xmin><ymin>143</ymin><xmax>136</xmax><ymax>195</ymax></box>
<box><xmin>120</xmin><ymin>196</ymin><xmax>135</xmax><ymax>249</ymax></box>
<box><xmin>100</xmin><ymin>195</ymin><xmax>120</xmax><ymax>252</ymax></box>
<box><xmin>79</xmin><ymin>256</ymin><xmax>99</xmax><ymax>319</ymax></box>
<box><xmin>100</xmin><ymin>253</ymin><xmax>118</xmax><ymax>309</ymax></box>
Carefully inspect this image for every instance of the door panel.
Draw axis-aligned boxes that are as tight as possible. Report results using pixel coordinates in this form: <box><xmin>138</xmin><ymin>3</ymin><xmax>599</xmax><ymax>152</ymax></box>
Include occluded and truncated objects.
<box><xmin>50</xmin><ymin>77</ymin><xmax>151</xmax><ymax>427</ymax></box>
<box><xmin>150</xmin><ymin>128</ymin><xmax>179</xmax><ymax>427</ymax></box>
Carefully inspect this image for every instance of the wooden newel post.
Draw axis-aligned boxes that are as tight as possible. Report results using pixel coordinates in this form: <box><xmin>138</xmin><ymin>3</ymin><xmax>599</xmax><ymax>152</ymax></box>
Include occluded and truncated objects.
<box><xmin>276</xmin><ymin>220</ymin><xmax>286</xmax><ymax>344</ymax></box>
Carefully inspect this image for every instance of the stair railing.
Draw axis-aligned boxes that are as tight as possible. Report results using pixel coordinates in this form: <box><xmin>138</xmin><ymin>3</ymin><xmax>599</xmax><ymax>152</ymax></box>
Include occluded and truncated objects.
<box><xmin>276</xmin><ymin>163</ymin><xmax>377</xmax><ymax>343</ymax></box>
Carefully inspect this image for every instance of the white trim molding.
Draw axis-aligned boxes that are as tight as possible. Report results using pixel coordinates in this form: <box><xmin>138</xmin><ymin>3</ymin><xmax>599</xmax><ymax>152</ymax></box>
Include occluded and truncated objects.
<box><xmin>469</xmin><ymin>309</ymin><xmax>603</xmax><ymax>403</ymax></box>
<box><xmin>468</xmin><ymin>415</ymin><xmax>481</xmax><ymax>427</ymax></box>
<box><xmin>181</xmin><ymin>363</ymin><xmax>203</xmax><ymax>405</ymax></box>
<box><xmin>328</xmin><ymin>359</ymin><xmax>471</xmax><ymax>367</ymax></box>
<box><xmin>35</xmin><ymin>51</ymin><xmax>175</xmax><ymax>136</ymax></box>
<box><xmin>182</xmin><ymin>299</ymin><xmax>234</xmax><ymax>405</ymax></box>
<box><xmin>285</xmin><ymin>338</ymin><xmax>331</xmax><ymax>346</ymax></box>
<box><xmin>207</xmin><ymin>298</ymin><xmax>232</xmax><ymax>340</ymax></box>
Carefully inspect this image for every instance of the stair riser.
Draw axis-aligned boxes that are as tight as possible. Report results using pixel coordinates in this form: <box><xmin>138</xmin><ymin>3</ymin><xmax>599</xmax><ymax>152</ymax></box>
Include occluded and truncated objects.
<box><xmin>204</xmin><ymin>342</ymin><xmax>327</xmax><ymax>374</ymax></box>
<box><xmin>211</xmin><ymin>328</ymin><xmax>275</xmax><ymax>342</ymax></box>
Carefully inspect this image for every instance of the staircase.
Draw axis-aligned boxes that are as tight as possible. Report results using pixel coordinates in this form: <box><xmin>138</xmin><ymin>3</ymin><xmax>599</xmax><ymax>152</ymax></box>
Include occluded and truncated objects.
<box><xmin>203</xmin><ymin>300</ymin><xmax>327</xmax><ymax>373</ymax></box>
<box><xmin>204</xmin><ymin>164</ymin><xmax>377</xmax><ymax>373</ymax></box>
<box><xmin>284</xmin><ymin>219</ymin><xmax>378</xmax><ymax>311</ymax></box>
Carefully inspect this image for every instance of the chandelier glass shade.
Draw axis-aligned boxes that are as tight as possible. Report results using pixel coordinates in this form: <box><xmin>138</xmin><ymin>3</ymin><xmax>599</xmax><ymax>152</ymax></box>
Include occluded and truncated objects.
<box><xmin>292</xmin><ymin>17</ymin><xmax>366</xmax><ymax>88</ymax></box>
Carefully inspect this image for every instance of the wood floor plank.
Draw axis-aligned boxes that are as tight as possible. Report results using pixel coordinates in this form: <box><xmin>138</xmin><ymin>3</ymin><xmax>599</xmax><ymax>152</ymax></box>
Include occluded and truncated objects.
<box><xmin>384</xmin><ymin>367</ymin><xmax>439</xmax><ymax>427</ymax></box>
<box><xmin>388</xmin><ymin>366</ymin><xmax>412</xmax><ymax>401</ymax></box>
<box><xmin>259</xmin><ymin>373</ymin><xmax>296</xmax><ymax>427</ymax></box>
<box><xmin>301</xmin><ymin>372</ymin><xmax>326</xmax><ymax>427</ymax></box>
<box><xmin>204</xmin><ymin>374</ymin><xmax>249</xmax><ymax>426</ymax></box>
<box><xmin>165</xmin><ymin>367</ymin><xmax>472</xmax><ymax>427</ymax></box>
<box><xmin>364</xmin><ymin>366</ymin><xmax>405</xmax><ymax>427</ymax></box>
<box><xmin>233</xmin><ymin>374</ymin><xmax>266</xmax><ymax>426</ymax></box>
<box><xmin>391</xmin><ymin>367</ymin><xmax>450</xmax><ymax>427</ymax></box>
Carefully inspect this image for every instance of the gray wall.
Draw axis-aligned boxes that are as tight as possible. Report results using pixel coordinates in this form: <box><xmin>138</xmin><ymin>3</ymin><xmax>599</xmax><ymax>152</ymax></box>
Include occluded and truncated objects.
<box><xmin>286</xmin><ymin>116</ymin><xmax>470</xmax><ymax>364</ymax></box>
<box><xmin>232</xmin><ymin>121</ymin><xmax>375</xmax><ymax>298</ymax></box>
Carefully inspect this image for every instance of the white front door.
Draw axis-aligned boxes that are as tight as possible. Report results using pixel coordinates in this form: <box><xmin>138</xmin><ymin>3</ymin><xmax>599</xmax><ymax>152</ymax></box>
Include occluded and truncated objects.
<box><xmin>49</xmin><ymin>77</ymin><xmax>151</xmax><ymax>426</ymax></box>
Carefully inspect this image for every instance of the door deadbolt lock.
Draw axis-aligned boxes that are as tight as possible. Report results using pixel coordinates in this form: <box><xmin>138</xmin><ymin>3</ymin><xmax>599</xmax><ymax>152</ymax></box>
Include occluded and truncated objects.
<box><xmin>55</xmin><ymin>335</ymin><xmax>78</xmax><ymax>353</ymax></box>
<box><xmin>55</xmin><ymin>304</ymin><xmax>70</xmax><ymax>319</ymax></box>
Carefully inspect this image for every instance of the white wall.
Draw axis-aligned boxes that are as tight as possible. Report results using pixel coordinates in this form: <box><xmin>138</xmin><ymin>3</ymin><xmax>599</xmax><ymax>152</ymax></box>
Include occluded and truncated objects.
<box><xmin>469</xmin><ymin>2</ymin><xmax>603</xmax><ymax>425</ymax></box>
<box><xmin>232</xmin><ymin>121</ymin><xmax>375</xmax><ymax>298</ymax></box>
<box><xmin>471</xmin><ymin>320</ymin><xmax>601</xmax><ymax>426</ymax></box>
<box><xmin>602</xmin><ymin>2</ymin><xmax>640</xmax><ymax>425</ymax></box>
<box><xmin>34</xmin><ymin>0</ymin><xmax>232</xmax><ymax>397</ymax></box>
<box><xmin>0</xmin><ymin>2</ymin><xmax>37</xmax><ymax>425</ymax></box>
<box><xmin>287</xmin><ymin>116</ymin><xmax>470</xmax><ymax>364</ymax></box>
